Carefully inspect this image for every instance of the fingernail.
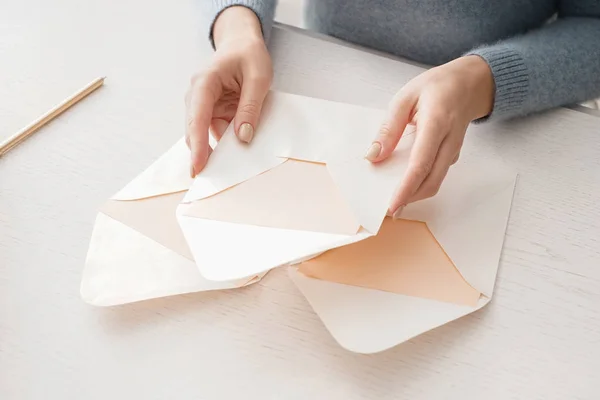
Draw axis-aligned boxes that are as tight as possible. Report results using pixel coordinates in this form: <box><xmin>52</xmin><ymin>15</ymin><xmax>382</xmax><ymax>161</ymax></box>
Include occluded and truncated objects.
<box><xmin>364</xmin><ymin>142</ymin><xmax>382</xmax><ymax>161</ymax></box>
<box><xmin>238</xmin><ymin>123</ymin><xmax>254</xmax><ymax>143</ymax></box>
<box><xmin>190</xmin><ymin>164</ymin><xmax>196</xmax><ymax>179</ymax></box>
<box><xmin>392</xmin><ymin>205</ymin><xmax>405</xmax><ymax>220</ymax></box>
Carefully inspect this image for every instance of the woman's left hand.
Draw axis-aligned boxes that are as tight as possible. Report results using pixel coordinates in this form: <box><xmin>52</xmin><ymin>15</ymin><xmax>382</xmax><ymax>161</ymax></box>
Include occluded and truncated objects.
<box><xmin>365</xmin><ymin>55</ymin><xmax>495</xmax><ymax>218</ymax></box>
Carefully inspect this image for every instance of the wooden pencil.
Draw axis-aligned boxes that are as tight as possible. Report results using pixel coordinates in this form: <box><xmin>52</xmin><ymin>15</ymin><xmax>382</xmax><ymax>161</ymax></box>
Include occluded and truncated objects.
<box><xmin>0</xmin><ymin>76</ymin><xmax>106</xmax><ymax>157</ymax></box>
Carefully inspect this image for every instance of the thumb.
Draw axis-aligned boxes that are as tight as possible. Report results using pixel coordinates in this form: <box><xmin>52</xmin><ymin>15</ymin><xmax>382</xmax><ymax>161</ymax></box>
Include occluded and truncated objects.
<box><xmin>234</xmin><ymin>75</ymin><xmax>270</xmax><ymax>143</ymax></box>
<box><xmin>365</xmin><ymin>90</ymin><xmax>415</xmax><ymax>162</ymax></box>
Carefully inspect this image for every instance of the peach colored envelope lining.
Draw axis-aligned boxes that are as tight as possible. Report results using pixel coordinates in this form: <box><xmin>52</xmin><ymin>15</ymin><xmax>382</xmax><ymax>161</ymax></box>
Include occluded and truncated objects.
<box><xmin>101</xmin><ymin>191</ymin><xmax>194</xmax><ymax>260</ymax></box>
<box><xmin>184</xmin><ymin>159</ymin><xmax>361</xmax><ymax>235</ymax></box>
<box><xmin>298</xmin><ymin>218</ymin><xmax>481</xmax><ymax>307</ymax></box>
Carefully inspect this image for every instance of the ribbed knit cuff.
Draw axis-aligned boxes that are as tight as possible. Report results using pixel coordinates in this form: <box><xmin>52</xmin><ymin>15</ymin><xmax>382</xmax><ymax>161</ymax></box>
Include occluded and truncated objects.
<box><xmin>466</xmin><ymin>46</ymin><xmax>529</xmax><ymax>121</ymax></box>
<box><xmin>208</xmin><ymin>1</ymin><xmax>275</xmax><ymax>50</ymax></box>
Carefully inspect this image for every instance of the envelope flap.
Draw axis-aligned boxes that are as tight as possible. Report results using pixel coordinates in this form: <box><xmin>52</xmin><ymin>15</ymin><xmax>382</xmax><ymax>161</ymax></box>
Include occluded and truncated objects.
<box><xmin>402</xmin><ymin>162</ymin><xmax>517</xmax><ymax>297</ymax></box>
<box><xmin>289</xmin><ymin>268</ymin><xmax>488</xmax><ymax>354</ymax></box>
<box><xmin>112</xmin><ymin>138</ymin><xmax>192</xmax><ymax>201</ymax></box>
<box><xmin>426</xmin><ymin>180</ymin><xmax>516</xmax><ymax>297</ymax></box>
<box><xmin>82</xmin><ymin>212</ymin><xmax>255</xmax><ymax>306</ymax></box>
<box><xmin>257</xmin><ymin>91</ymin><xmax>386</xmax><ymax>162</ymax></box>
<box><xmin>183</xmin><ymin>124</ymin><xmax>286</xmax><ymax>202</ymax></box>
<box><xmin>178</xmin><ymin>205</ymin><xmax>372</xmax><ymax>281</ymax></box>
<box><xmin>256</xmin><ymin>91</ymin><xmax>334</xmax><ymax>162</ymax></box>
<box><xmin>184</xmin><ymin>90</ymin><xmax>387</xmax><ymax>203</ymax></box>
<box><xmin>326</xmin><ymin>133</ymin><xmax>414</xmax><ymax>233</ymax></box>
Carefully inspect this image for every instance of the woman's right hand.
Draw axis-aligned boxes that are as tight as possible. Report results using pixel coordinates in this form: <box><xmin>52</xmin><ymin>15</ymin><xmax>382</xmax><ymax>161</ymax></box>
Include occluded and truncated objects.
<box><xmin>186</xmin><ymin>6</ymin><xmax>273</xmax><ymax>177</ymax></box>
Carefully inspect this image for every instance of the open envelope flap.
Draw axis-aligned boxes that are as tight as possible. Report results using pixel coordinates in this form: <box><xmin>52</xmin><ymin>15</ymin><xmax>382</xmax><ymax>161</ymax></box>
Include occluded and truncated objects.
<box><xmin>326</xmin><ymin>133</ymin><xmax>414</xmax><ymax>233</ymax></box>
<box><xmin>183</xmin><ymin>90</ymin><xmax>386</xmax><ymax>203</ymax></box>
<box><xmin>289</xmin><ymin>268</ymin><xmax>489</xmax><ymax>354</ymax></box>
<box><xmin>177</xmin><ymin>202</ymin><xmax>372</xmax><ymax>281</ymax></box>
<box><xmin>401</xmin><ymin>162</ymin><xmax>517</xmax><ymax>298</ymax></box>
<box><xmin>183</xmin><ymin>123</ymin><xmax>286</xmax><ymax>202</ymax></box>
<box><xmin>112</xmin><ymin>138</ymin><xmax>193</xmax><ymax>201</ymax></box>
<box><xmin>255</xmin><ymin>91</ymin><xmax>386</xmax><ymax>161</ymax></box>
<box><xmin>82</xmin><ymin>213</ymin><xmax>256</xmax><ymax>306</ymax></box>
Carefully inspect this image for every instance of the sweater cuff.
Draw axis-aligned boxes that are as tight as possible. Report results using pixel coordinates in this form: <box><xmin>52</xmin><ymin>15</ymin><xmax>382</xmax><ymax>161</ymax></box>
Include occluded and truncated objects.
<box><xmin>466</xmin><ymin>46</ymin><xmax>529</xmax><ymax>121</ymax></box>
<box><xmin>209</xmin><ymin>1</ymin><xmax>275</xmax><ymax>49</ymax></box>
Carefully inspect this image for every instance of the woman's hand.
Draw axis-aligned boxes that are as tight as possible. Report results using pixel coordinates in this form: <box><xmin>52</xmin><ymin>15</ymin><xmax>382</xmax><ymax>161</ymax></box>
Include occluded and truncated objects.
<box><xmin>186</xmin><ymin>6</ymin><xmax>273</xmax><ymax>177</ymax></box>
<box><xmin>365</xmin><ymin>55</ymin><xmax>495</xmax><ymax>218</ymax></box>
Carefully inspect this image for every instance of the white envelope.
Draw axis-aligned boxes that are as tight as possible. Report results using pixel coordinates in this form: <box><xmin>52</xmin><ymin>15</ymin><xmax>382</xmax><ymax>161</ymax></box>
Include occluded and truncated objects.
<box><xmin>81</xmin><ymin>138</ymin><xmax>261</xmax><ymax>306</ymax></box>
<box><xmin>177</xmin><ymin>91</ymin><xmax>414</xmax><ymax>282</ymax></box>
<box><xmin>290</xmin><ymin>160</ymin><xmax>517</xmax><ymax>354</ymax></box>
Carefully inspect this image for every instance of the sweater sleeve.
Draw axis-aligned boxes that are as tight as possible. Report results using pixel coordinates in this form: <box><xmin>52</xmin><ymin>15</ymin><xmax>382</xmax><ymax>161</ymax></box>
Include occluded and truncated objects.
<box><xmin>205</xmin><ymin>1</ymin><xmax>278</xmax><ymax>48</ymax></box>
<box><xmin>466</xmin><ymin>2</ymin><xmax>600</xmax><ymax>120</ymax></box>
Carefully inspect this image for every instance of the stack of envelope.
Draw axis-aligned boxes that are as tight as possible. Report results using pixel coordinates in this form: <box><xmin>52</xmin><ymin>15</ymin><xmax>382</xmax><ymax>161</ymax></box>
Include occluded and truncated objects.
<box><xmin>82</xmin><ymin>91</ymin><xmax>517</xmax><ymax>353</ymax></box>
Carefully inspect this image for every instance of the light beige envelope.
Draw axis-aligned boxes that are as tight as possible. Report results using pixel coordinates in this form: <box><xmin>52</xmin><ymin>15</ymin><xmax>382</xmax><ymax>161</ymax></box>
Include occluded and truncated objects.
<box><xmin>177</xmin><ymin>91</ymin><xmax>412</xmax><ymax>282</ymax></box>
<box><xmin>81</xmin><ymin>139</ymin><xmax>260</xmax><ymax>306</ymax></box>
<box><xmin>289</xmin><ymin>160</ymin><xmax>517</xmax><ymax>353</ymax></box>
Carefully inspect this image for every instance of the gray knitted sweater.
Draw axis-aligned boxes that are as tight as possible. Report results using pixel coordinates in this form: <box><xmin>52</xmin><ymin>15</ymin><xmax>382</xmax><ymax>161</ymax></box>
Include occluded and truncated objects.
<box><xmin>206</xmin><ymin>1</ymin><xmax>600</xmax><ymax>120</ymax></box>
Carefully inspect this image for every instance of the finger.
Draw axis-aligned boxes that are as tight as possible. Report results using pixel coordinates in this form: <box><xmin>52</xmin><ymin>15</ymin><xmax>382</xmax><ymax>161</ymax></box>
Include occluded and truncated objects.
<box><xmin>210</xmin><ymin>118</ymin><xmax>231</xmax><ymax>141</ymax></box>
<box><xmin>212</xmin><ymin>98</ymin><xmax>237</xmax><ymax>120</ymax></box>
<box><xmin>234</xmin><ymin>73</ymin><xmax>270</xmax><ymax>143</ymax></box>
<box><xmin>389</xmin><ymin>112</ymin><xmax>446</xmax><ymax>215</ymax></box>
<box><xmin>365</xmin><ymin>90</ymin><xmax>415</xmax><ymax>162</ymax></box>
<box><xmin>184</xmin><ymin>88</ymin><xmax>192</xmax><ymax>151</ymax></box>
<box><xmin>186</xmin><ymin>74</ymin><xmax>221</xmax><ymax>177</ymax></box>
<box><xmin>451</xmin><ymin>151</ymin><xmax>460</xmax><ymax>165</ymax></box>
<box><xmin>408</xmin><ymin>136</ymin><xmax>460</xmax><ymax>203</ymax></box>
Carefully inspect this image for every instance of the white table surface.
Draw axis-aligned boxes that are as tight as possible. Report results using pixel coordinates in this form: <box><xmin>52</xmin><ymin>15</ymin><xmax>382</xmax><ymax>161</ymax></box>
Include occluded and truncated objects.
<box><xmin>2</xmin><ymin>1</ymin><xmax>600</xmax><ymax>399</ymax></box>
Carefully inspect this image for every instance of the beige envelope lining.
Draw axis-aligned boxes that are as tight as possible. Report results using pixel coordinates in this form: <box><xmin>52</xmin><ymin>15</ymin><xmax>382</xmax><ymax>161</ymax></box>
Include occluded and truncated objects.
<box><xmin>184</xmin><ymin>159</ymin><xmax>362</xmax><ymax>235</ymax></box>
<box><xmin>100</xmin><ymin>191</ymin><xmax>194</xmax><ymax>260</ymax></box>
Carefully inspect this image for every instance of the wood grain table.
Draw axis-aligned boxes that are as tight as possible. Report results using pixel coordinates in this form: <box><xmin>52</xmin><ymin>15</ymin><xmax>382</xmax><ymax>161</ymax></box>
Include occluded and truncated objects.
<box><xmin>1</xmin><ymin>1</ymin><xmax>599</xmax><ymax>399</ymax></box>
